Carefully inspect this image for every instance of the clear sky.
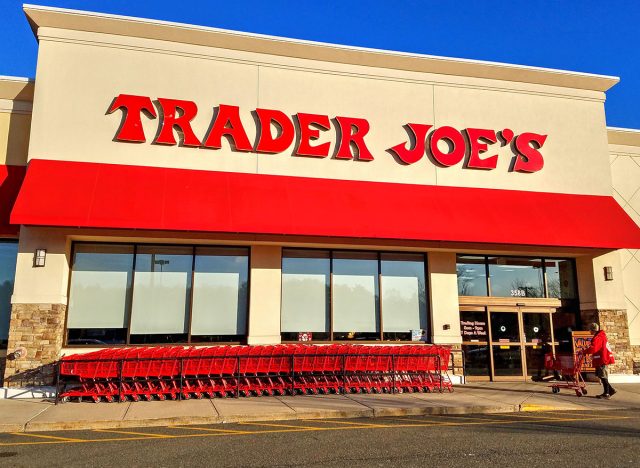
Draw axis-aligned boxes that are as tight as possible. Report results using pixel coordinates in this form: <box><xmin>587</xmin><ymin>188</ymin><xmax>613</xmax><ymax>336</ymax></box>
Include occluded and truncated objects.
<box><xmin>1</xmin><ymin>0</ymin><xmax>639</xmax><ymax>128</ymax></box>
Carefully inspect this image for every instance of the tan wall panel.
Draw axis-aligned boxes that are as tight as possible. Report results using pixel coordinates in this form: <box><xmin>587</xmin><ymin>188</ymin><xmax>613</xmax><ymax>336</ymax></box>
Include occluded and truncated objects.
<box><xmin>256</xmin><ymin>66</ymin><xmax>436</xmax><ymax>185</ymax></box>
<box><xmin>433</xmin><ymin>86</ymin><xmax>610</xmax><ymax>195</ymax></box>
<box><xmin>0</xmin><ymin>110</ymin><xmax>31</xmax><ymax>166</ymax></box>
<box><xmin>608</xmin><ymin>142</ymin><xmax>640</xmax><ymax>345</ymax></box>
<box><xmin>427</xmin><ymin>251</ymin><xmax>462</xmax><ymax>344</ymax></box>
<box><xmin>247</xmin><ymin>245</ymin><xmax>282</xmax><ymax>344</ymax></box>
<box><xmin>11</xmin><ymin>227</ymin><xmax>70</xmax><ymax>305</ymax></box>
<box><xmin>29</xmin><ymin>39</ymin><xmax>259</xmax><ymax>174</ymax></box>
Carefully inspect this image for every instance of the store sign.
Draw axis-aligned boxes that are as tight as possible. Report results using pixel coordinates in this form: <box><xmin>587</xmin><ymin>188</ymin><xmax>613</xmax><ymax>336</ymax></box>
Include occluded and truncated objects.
<box><xmin>108</xmin><ymin>94</ymin><xmax>547</xmax><ymax>173</ymax></box>
<box><xmin>460</xmin><ymin>319</ymin><xmax>487</xmax><ymax>340</ymax></box>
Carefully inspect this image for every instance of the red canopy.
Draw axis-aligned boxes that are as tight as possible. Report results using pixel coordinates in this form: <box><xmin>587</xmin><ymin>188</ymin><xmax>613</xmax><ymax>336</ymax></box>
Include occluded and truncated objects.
<box><xmin>10</xmin><ymin>159</ymin><xmax>640</xmax><ymax>249</ymax></box>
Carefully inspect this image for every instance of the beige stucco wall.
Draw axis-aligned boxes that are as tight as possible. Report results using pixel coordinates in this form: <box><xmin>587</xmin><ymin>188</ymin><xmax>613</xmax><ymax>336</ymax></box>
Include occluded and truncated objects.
<box><xmin>26</xmin><ymin>26</ymin><xmax>613</xmax><ymax>197</ymax></box>
<box><xmin>11</xmin><ymin>227</ymin><xmax>70</xmax><ymax>305</ymax></box>
<box><xmin>608</xmin><ymin>135</ymin><xmax>640</xmax><ymax>345</ymax></box>
<box><xmin>0</xmin><ymin>100</ymin><xmax>31</xmax><ymax>167</ymax></box>
<box><xmin>427</xmin><ymin>252</ymin><xmax>462</xmax><ymax>345</ymax></box>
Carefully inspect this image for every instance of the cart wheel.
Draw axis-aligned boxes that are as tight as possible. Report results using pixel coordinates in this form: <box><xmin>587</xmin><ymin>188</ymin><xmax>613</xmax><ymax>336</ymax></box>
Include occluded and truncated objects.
<box><xmin>581</xmin><ymin>388</ymin><xmax>588</xmax><ymax>396</ymax></box>
<box><xmin>575</xmin><ymin>390</ymin><xmax>582</xmax><ymax>397</ymax></box>
<box><xmin>60</xmin><ymin>396</ymin><xmax>70</xmax><ymax>403</ymax></box>
<box><xmin>552</xmin><ymin>386</ymin><xmax>559</xmax><ymax>394</ymax></box>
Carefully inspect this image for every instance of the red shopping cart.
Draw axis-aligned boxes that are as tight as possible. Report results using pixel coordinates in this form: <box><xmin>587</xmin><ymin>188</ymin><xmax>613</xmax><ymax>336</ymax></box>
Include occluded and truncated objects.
<box><xmin>545</xmin><ymin>352</ymin><xmax>587</xmax><ymax>397</ymax></box>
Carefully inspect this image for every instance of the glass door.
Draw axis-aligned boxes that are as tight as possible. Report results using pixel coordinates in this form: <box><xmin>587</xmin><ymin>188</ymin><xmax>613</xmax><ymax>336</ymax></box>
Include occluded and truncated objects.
<box><xmin>489</xmin><ymin>311</ymin><xmax>524</xmax><ymax>379</ymax></box>
<box><xmin>522</xmin><ymin>312</ymin><xmax>555</xmax><ymax>381</ymax></box>
<box><xmin>460</xmin><ymin>307</ymin><xmax>491</xmax><ymax>380</ymax></box>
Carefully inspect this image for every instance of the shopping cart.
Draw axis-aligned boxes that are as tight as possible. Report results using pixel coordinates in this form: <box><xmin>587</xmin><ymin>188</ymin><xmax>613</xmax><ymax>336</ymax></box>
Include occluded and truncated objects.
<box><xmin>545</xmin><ymin>352</ymin><xmax>587</xmax><ymax>397</ymax></box>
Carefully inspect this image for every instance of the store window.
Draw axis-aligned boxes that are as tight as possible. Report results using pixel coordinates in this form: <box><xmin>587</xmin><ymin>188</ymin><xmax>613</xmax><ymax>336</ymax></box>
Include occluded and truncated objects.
<box><xmin>67</xmin><ymin>244</ymin><xmax>133</xmax><ymax>345</ymax></box>
<box><xmin>66</xmin><ymin>243</ymin><xmax>249</xmax><ymax>345</ymax></box>
<box><xmin>130</xmin><ymin>246</ymin><xmax>192</xmax><ymax>344</ymax></box>
<box><xmin>380</xmin><ymin>253</ymin><xmax>427</xmax><ymax>341</ymax></box>
<box><xmin>0</xmin><ymin>241</ymin><xmax>18</xmax><ymax>349</ymax></box>
<box><xmin>190</xmin><ymin>247</ymin><xmax>249</xmax><ymax>343</ymax></box>
<box><xmin>456</xmin><ymin>256</ymin><xmax>488</xmax><ymax>296</ymax></box>
<box><xmin>488</xmin><ymin>257</ymin><xmax>544</xmax><ymax>298</ymax></box>
<box><xmin>281</xmin><ymin>250</ymin><xmax>330</xmax><ymax>341</ymax></box>
<box><xmin>455</xmin><ymin>255</ymin><xmax>576</xmax><ymax>300</ymax></box>
<box><xmin>280</xmin><ymin>250</ymin><xmax>428</xmax><ymax>342</ymax></box>
<box><xmin>333</xmin><ymin>252</ymin><xmax>380</xmax><ymax>341</ymax></box>
<box><xmin>544</xmin><ymin>259</ymin><xmax>577</xmax><ymax>299</ymax></box>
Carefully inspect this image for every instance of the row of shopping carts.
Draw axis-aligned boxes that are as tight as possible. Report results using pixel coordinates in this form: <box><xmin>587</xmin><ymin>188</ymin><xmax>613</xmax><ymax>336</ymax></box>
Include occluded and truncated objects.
<box><xmin>56</xmin><ymin>344</ymin><xmax>453</xmax><ymax>403</ymax></box>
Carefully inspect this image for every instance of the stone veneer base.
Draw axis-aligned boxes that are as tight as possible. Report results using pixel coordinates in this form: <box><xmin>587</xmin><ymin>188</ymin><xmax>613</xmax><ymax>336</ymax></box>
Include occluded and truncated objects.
<box><xmin>2</xmin><ymin>303</ymin><xmax>66</xmax><ymax>387</ymax></box>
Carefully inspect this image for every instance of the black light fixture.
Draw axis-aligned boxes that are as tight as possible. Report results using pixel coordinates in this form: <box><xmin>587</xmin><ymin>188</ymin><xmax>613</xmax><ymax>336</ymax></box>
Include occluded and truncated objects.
<box><xmin>34</xmin><ymin>249</ymin><xmax>46</xmax><ymax>267</ymax></box>
<box><xmin>604</xmin><ymin>266</ymin><xmax>613</xmax><ymax>281</ymax></box>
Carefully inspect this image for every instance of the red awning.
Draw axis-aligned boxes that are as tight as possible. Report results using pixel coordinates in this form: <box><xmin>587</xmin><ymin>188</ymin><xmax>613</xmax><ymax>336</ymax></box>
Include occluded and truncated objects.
<box><xmin>0</xmin><ymin>164</ymin><xmax>26</xmax><ymax>236</ymax></box>
<box><xmin>10</xmin><ymin>159</ymin><xmax>640</xmax><ymax>249</ymax></box>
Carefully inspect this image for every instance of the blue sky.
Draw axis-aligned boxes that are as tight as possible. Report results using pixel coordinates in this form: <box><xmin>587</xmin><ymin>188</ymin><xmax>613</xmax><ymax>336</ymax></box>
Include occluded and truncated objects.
<box><xmin>1</xmin><ymin>1</ymin><xmax>639</xmax><ymax>128</ymax></box>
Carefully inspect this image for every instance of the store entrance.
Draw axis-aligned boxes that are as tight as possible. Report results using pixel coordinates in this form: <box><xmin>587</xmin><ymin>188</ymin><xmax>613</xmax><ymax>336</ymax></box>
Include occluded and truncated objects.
<box><xmin>461</xmin><ymin>306</ymin><xmax>556</xmax><ymax>381</ymax></box>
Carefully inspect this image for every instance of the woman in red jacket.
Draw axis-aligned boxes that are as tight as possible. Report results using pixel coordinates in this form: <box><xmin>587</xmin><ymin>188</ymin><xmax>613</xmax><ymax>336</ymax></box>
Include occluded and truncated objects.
<box><xmin>585</xmin><ymin>323</ymin><xmax>616</xmax><ymax>399</ymax></box>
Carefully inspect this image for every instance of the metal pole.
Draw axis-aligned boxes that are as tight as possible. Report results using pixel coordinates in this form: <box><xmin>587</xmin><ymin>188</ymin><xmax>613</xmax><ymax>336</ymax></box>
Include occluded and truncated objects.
<box><xmin>341</xmin><ymin>354</ymin><xmax>346</xmax><ymax>395</ymax></box>
<box><xmin>118</xmin><ymin>360</ymin><xmax>123</xmax><ymax>403</ymax></box>
<box><xmin>290</xmin><ymin>355</ymin><xmax>295</xmax><ymax>396</ymax></box>
<box><xmin>54</xmin><ymin>361</ymin><xmax>61</xmax><ymax>405</ymax></box>
<box><xmin>179</xmin><ymin>358</ymin><xmax>184</xmax><ymax>401</ymax></box>
<box><xmin>391</xmin><ymin>354</ymin><xmax>396</xmax><ymax>395</ymax></box>
<box><xmin>236</xmin><ymin>355</ymin><xmax>240</xmax><ymax>398</ymax></box>
<box><xmin>438</xmin><ymin>355</ymin><xmax>443</xmax><ymax>392</ymax></box>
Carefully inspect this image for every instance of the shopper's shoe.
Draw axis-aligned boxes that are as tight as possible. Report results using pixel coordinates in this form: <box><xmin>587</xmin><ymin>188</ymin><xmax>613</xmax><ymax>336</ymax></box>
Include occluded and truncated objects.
<box><xmin>609</xmin><ymin>388</ymin><xmax>617</xmax><ymax>397</ymax></box>
<box><xmin>596</xmin><ymin>393</ymin><xmax>611</xmax><ymax>399</ymax></box>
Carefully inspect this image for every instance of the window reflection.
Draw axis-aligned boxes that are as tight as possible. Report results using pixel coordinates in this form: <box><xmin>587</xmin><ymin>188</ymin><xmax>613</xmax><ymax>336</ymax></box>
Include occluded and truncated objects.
<box><xmin>545</xmin><ymin>259</ymin><xmax>576</xmax><ymax>299</ymax></box>
<box><xmin>130</xmin><ymin>246</ymin><xmax>192</xmax><ymax>344</ymax></box>
<box><xmin>333</xmin><ymin>252</ymin><xmax>380</xmax><ymax>341</ymax></box>
<box><xmin>281</xmin><ymin>250</ymin><xmax>330</xmax><ymax>342</ymax></box>
<box><xmin>0</xmin><ymin>241</ymin><xmax>18</xmax><ymax>349</ymax></box>
<box><xmin>191</xmin><ymin>247</ymin><xmax>249</xmax><ymax>342</ymax></box>
<box><xmin>381</xmin><ymin>253</ymin><xmax>427</xmax><ymax>341</ymax></box>
<box><xmin>67</xmin><ymin>244</ymin><xmax>133</xmax><ymax>345</ymax></box>
<box><xmin>488</xmin><ymin>257</ymin><xmax>544</xmax><ymax>298</ymax></box>
<box><xmin>456</xmin><ymin>256</ymin><xmax>488</xmax><ymax>296</ymax></box>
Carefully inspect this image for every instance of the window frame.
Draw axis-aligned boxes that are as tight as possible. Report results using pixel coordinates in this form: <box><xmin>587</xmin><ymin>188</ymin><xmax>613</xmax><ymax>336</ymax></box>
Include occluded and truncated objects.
<box><xmin>280</xmin><ymin>248</ymin><xmax>430</xmax><ymax>343</ymax></box>
<box><xmin>64</xmin><ymin>242</ymin><xmax>251</xmax><ymax>347</ymax></box>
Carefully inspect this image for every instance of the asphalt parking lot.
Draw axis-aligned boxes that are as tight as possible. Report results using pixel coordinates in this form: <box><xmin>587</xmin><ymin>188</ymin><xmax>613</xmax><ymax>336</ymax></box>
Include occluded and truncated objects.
<box><xmin>0</xmin><ymin>410</ymin><xmax>638</xmax><ymax>467</ymax></box>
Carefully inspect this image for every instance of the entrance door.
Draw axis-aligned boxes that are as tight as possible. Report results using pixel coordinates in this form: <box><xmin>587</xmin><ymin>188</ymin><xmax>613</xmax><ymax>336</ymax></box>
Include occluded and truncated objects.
<box><xmin>489</xmin><ymin>311</ymin><xmax>524</xmax><ymax>379</ymax></box>
<box><xmin>461</xmin><ymin>307</ymin><xmax>556</xmax><ymax>381</ymax></box>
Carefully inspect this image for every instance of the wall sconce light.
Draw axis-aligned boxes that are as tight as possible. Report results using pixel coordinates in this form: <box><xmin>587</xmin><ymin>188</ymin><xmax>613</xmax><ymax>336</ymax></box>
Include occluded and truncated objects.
<box><xmin>442</xmin><ymin>324</ymin><xmax>451</xmax><ymax>331</ymax></box>
<box><xmin>34</xmin><ymin>248</ymin><xmax>46</xmax><ymax>267</ymax></box>
<box><xmin>604</xmin><ymin>266</ymin><xmax>613</xmax><ymax>281</ymax></box>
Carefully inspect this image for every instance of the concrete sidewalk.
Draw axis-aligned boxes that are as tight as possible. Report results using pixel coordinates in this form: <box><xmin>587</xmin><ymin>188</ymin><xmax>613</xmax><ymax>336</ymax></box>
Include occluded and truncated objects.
<box><xmin>1</xmin><ymin>381</ymin><xmax>639</xmax><ymax>433</ymax></box>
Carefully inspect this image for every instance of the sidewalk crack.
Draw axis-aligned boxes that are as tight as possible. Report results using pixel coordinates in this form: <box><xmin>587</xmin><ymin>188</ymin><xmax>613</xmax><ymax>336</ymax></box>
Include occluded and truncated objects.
<box><xmin>121</xmin><ymin>401</ymin><xmax>132</xmax><ymax>420</ymax></box>
<box><xmin>274</xmin><ymin>396</ymin><xmax>297</xmax><ymax>414</ymax></box>
<box><xmin>22</xmin><ymin>403</ymin><xmax>55</xmax><ymax>432</ymax></box>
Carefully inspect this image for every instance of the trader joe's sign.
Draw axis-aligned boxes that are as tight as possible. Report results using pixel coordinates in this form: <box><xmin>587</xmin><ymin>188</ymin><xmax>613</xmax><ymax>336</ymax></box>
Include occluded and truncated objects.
<box><xmin>108</xmin><ymin>94</ymin><xmax>546</xmax><ymax>173</ymax></box>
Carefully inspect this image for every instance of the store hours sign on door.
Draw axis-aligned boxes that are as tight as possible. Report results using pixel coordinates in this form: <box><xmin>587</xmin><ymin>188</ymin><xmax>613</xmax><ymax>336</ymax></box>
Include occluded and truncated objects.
<box><xmin>460</xmin><ymin>319</ymin><xmax>488</xmax><ymax>341</ymax></box>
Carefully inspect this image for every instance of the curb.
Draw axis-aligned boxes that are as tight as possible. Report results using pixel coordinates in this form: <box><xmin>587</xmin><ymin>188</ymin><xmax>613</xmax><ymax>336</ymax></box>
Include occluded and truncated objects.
<box><xmin>9</xmin><ymin>403</ymin><xmax>540</xmax><ymax>433</ymax></box>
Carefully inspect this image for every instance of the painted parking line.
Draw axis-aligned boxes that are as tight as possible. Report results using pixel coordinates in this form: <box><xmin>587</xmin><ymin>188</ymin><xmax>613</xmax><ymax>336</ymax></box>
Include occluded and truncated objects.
<box><xmin>9</xmin><ymin>432</ymin><xmax>84</xmax><ymax>443</ymax></box>
<box><xmin>0</xmin><ymin>413</ymin><xmax>636</xmax><ymax>448</ymax></box>
<box><xmin>301</xmin><ymin>419</ymin><xmax>389</xmax><ymax>428</ymax></box>
<box><xmin>166</xmin><ymin>425</ymin><xmax>250</xmax><ymax>434</ymax></box>
<box><xmin>237</xmin><ymin>421</ymin><xmax>326</xmax><ymax>430</ymax></box>
<box><xmin>93</xmin><ymin>429</ymin><xmax>172</xmax><ymax>438</ymax></box>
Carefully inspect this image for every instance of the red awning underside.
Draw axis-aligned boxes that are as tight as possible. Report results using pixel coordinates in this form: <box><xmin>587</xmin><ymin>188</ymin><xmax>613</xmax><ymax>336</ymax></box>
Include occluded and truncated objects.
<box><xmin>10</xmin><ymin>159</ymin><xmax>640</xmax><ymax>249</ymax></box>
<box><xmin>0</xmin><ymin>164</ymin><xmax>26</xmax><ymax>236</ymax></box>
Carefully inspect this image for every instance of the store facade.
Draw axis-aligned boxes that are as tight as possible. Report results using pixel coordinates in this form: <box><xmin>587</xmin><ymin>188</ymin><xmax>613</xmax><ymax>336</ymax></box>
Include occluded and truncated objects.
<box><xmin>1</xmin><ymin>5</ymin><xmax>640</xmax><ymax>385</ymax></box>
